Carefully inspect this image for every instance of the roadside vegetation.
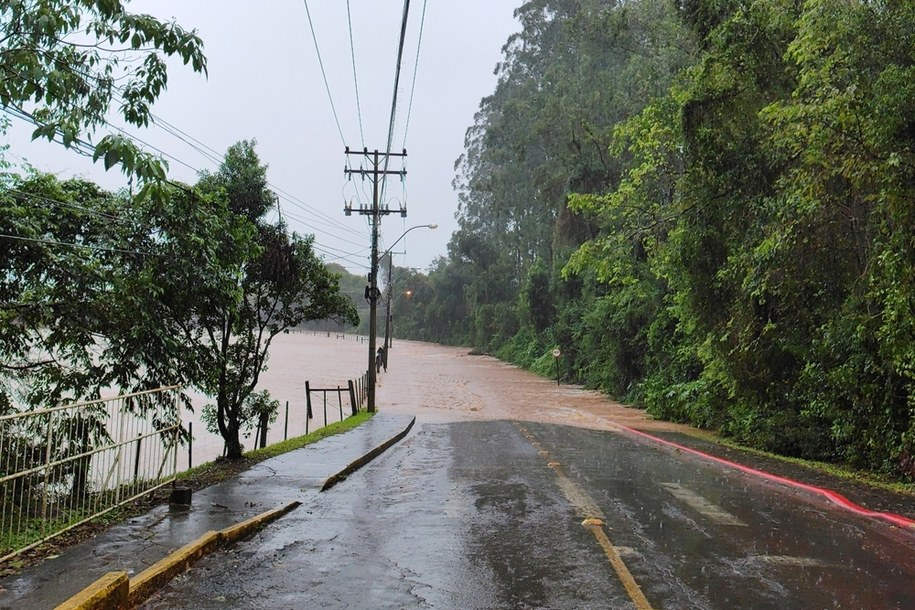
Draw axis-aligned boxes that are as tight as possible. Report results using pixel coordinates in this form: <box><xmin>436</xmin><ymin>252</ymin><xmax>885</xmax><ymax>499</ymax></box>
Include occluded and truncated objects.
<box><xmin>389</xmin><ymin>0</ymin><xmax>915</xmax><ymax>482</ymax></box>
<box><xmin>0</xmin><ymin>0</ymin><xmax>361</xmax><ymax>566</ymax></box>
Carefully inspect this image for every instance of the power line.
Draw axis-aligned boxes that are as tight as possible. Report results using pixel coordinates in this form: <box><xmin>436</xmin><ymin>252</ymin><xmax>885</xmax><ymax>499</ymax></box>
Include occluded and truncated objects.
<box><xmin>280</xmin><ymin>207</ymin><xmax>368</xmax><ymax>249</ymax></box>
<box><xmin>271</xmin><ymin>183</ymin><xmax>366</xmax><ymax>238</ymax></box>
<box><xmin>402</xmin><ymin>0</ymin><xmax>428</xmax><ymax>150</ymax></box>
<box><xmin>380</xmin><ymin>0</ymin><xmax>412</xmax><ymax>209</ymax></box>
<box><xmin>0</xmin><ymin>233</ymin><xmax>160</xmax><ymax>258</ymax></box>
<box><xmin>346</xmin><ymin>0</ymin><xmax>366</xmax><ymax>150</ymax></box>
<box><xmin>7</xmin><ymin>85</ymin><xmax>367</xmax><ymax>250</ymax></box>
<box><xmin>6</xmin><ymin>106</ymin><xmax>364</xmax><ymax>265</ymax></box>
<box><xmin>3</xmin><ymin>24</ymin><xmax>372</xmax><ymax>271</ymax></box>
<box><xmin>302</xmin><ymin>0</ymin><xmax>347</xmax><ymax>147</ymax></box>
<box><xmin>7</xmin><ymin>188</ymin><xmax>135</xmax><ymax>225</ymax></box>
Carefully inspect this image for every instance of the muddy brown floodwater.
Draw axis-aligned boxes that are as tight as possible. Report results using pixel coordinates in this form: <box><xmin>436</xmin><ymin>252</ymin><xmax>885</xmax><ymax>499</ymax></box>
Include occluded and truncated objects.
<box><xmin>375</xmin><ymin>337</ymin><xmax>693</xmax><ymax>434</ymax></box>
<box><xmin>182</xmin><ymin>332</ymin><xmax>695</xmax><ymax>468</ymax></box>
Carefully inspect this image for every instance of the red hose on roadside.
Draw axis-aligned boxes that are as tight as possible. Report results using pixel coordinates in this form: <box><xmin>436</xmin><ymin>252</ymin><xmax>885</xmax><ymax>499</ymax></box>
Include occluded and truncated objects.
<box><xmin>617</xmin><ymin>424</ymin><xmax>915</xmax><ymax>531</ymax></box>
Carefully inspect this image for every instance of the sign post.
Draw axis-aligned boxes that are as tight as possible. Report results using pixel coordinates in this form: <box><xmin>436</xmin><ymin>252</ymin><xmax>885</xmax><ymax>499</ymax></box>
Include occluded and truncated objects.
<box><xmin>552</xmin><ymin>348</ymin><xmax>561</xmax><ymax>386</ymax></box>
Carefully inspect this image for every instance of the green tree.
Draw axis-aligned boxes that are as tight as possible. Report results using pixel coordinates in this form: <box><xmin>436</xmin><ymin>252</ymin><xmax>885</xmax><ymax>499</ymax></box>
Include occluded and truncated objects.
<box><xmin>0</xmin><ymin>172</ymin><xmax>133</xmax><ymax>408</ymax></box>
<box><xmin>181</xmin><ymin>141</ymin><xmax>356</xmax><ymax>458</ymax></box>
<box><xmin>0</xmin><ymin>0</ymin><xmax>207</xmax><ymax>187</ymax></box>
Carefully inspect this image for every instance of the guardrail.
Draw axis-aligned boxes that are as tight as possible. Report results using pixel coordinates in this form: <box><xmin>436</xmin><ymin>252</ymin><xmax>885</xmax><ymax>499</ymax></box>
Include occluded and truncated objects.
<box><xmin>0</xmin><ymin>386</ymin><xmax>182</xmax><ymax>563</ymax></box>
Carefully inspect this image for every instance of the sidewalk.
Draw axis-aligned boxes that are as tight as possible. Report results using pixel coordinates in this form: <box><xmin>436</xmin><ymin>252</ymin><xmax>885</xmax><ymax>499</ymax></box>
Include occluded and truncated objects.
<box><xmin>0</xmin><ymin>413</ymin><xmax>415</xmax><ymax>610</ymax></box>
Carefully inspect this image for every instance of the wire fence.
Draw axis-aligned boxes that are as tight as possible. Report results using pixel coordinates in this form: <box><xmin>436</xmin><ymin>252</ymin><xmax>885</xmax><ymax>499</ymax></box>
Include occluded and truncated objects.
<box><xmin>300</xmin><ymin>371</ymin><xmax>368</xmax><ymax>437</ymax></box>
<box><xmin>0</xmin><ymin>386</ymin><xmax>182</xmax><ymax>563</ymax></box>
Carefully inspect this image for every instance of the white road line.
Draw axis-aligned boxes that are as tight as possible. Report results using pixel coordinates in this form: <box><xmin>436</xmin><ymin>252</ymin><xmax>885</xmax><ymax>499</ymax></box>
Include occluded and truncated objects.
<box><xmin>659</xmin><ymin>483</ymin><xmax>747</xmax><ymax>527</ymax></box>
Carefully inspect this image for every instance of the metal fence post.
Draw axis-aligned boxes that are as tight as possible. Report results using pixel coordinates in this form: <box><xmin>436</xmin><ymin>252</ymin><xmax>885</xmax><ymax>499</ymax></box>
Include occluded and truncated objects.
<box><xmin>40</xmin><ymin>410</ymin><xmax>54</xmax><ymax>533</ymax></box>
<box><xmin>258</xmin><ymin>411</ymin><xmax>268</xmax><ymax>449</ymax></box>
<box><xmin>134</xmin><ymin>434</ymin><xmax>143</xmax><ymax>480</ymax></box>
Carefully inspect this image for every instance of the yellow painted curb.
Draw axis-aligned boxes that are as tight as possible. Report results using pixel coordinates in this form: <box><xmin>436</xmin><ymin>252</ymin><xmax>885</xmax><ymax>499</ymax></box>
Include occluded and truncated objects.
<box><xmin>219</xmin><ymin>501</ymin><xmax>301</xmax><ymax>545</ymax></box>
<box><xmin>128</xmin><ymin>530</ymin><xmax>220</xmax><ymax>607</ymax></box>
<box><xmin>54</xmin><ymin>571</ymin><xmax>128</xmax><ymax>610</ymax></box>
<box><xmin>53</xmin><ymin>500</ymin><xmax>302</xmax><ymax>609</ymax></box>
<box><xmin>128</xmin><ymin>500</ymin><xmax>300</xmax><ymax>607</ymax></box>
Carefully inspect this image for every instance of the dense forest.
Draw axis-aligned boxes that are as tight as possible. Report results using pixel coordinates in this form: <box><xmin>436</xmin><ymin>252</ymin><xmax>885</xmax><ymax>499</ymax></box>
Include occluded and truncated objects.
<box><xmin>391</xmin><ymin>0</ymin><xmax>915</xmax><ymax>479</ymax></box>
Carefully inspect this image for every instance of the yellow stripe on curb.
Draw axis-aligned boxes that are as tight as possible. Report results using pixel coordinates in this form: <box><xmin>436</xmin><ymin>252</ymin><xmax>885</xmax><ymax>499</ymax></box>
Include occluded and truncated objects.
<box><xmin>54</xmin><ymin>571</ymin><xmax>128</xmax><ymax>610</ymax></box>
<box><xmin>219</xmin><ymin>501</ymin><xmax>301</xmax><ymax>545</ymax></box>
<box><xmin>55</xmin><ymin>500</ymin><xmax>301</xmax><ymax>610</ymax></box>
<box><xmin>128</xmin><ymin>530</ymin><xmax>220</xmax><ymax>607</ymax></box>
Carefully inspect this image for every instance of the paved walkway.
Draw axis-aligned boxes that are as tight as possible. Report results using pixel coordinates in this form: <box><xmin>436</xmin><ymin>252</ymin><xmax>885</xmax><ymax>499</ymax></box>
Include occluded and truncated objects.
<box><xmin>0</xmin><ymin>413</ymin><xmax>415</xmax><ymax>610</ymax></box>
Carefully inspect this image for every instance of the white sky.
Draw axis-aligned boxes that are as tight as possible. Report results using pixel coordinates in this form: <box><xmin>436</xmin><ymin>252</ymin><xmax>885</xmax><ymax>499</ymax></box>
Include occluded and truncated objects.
<box><xmin>2</xmin><ymin>1</ymin><xmax>522</xmax><ymax>274</ymax></box>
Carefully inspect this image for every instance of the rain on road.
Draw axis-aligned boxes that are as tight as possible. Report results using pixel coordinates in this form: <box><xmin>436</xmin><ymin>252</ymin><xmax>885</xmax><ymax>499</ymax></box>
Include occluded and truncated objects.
<box><xmin>143</xmin><ymin>338</ymin><xmax>915</xmax><ymax>609</ymax></box>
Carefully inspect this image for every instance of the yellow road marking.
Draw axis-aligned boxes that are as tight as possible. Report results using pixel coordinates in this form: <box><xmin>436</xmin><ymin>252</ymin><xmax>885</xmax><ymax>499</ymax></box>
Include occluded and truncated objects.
<box><xmin>585</xmin><ymin>521</ymin><xmax>654</xmax><ymax>610</ymax></box>
<box><xmin>516</xmin><ymin>424</ymin><xmax>654</xmax><ymax>610</ymax></box>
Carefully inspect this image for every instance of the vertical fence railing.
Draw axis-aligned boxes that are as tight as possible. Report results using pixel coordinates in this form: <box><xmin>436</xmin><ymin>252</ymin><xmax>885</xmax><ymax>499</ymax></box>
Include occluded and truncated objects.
<box><xmin>0</xmin><ymin>386</ymin><xmax>182</xmax><ymax>563</ymax></box>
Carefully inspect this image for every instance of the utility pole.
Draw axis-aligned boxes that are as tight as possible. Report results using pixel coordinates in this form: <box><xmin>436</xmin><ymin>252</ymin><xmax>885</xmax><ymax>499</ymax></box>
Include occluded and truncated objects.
<box><xmin>384</xmin><ymin>252</ymin><xmax>393</xmax><ymax>354</ymax></box>
<box><xmin>344</xmin><ymin>147</ymin><xmax>406</xmax><ymax>413</ymax></box>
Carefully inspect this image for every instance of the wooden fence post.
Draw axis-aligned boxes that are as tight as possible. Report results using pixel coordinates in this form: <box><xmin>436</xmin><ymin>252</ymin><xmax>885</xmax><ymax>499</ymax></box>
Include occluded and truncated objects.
<box><xmin>348</xmin><ymin>380</ymin><xmax>358</xmax><ymax>415</ymax></box>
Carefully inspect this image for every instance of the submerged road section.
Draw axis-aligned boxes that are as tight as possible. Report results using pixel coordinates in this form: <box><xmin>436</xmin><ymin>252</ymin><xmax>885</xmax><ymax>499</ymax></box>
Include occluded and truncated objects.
<box><xmin>143</xmin><ymin>418</ymin><xmax>915</xmax><ymax>609</ymax></box>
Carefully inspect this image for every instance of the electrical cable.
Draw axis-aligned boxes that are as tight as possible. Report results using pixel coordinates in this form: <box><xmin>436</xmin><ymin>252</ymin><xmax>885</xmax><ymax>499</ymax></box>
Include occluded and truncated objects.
<box><xmin>346</xmin><ymin>0</ymin><xmax>366</xmax><ymax>150</ymax></box>
<box><xmin>379</xmin><ymin>0</ymin><xmax>412</xmax><ymax>208</ymax></box>
<box><xmin>401</xmin><ymin>0</ymin><xmax>428</xmax><ymax>150</ymax></box>
<box><xmin>5</xmin><ymin>108</ymin><xmax>363</xmax><ymax>268</ymax></box>
<box><xmin>3</xmin><ymin>19</ymin><xmax>372</xmax><ymax>271</ymax></box>
<box><xmin>0</xmin><ymin>233</ymin><xmax>161</xmax><ymax>257</ymax></box>
<box><xmin>7</xmin><ymin>188</ymin><xmax>135</xmax><ymax>225</ymax></box>
<box><xmin>302</xmin><ymin>0</ymin><xmax>348</xmax><ymax>147</ymax></box>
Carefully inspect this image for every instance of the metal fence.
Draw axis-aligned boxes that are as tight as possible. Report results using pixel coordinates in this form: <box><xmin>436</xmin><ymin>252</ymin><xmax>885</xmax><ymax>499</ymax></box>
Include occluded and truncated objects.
<box><xmin>0</xmin><ymin>386</ymin><xmax>182</xmax><ymax>563</ymax></box>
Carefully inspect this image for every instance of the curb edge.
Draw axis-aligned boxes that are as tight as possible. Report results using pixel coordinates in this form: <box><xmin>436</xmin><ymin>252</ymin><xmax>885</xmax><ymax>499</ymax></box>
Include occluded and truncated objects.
<box><xmin>320</xmin><ymin>415</ymin><xmax>416</xmax><ymax>492</ymax></box>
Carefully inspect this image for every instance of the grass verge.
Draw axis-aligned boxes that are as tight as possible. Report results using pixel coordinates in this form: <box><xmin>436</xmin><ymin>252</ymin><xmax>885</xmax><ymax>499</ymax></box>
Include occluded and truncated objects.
<box><xmin>176</xmin><ymin>411</ymin><xmax>374</xmax><ymax>489</ymax></box>
<box><xmin>712</xmin><ymin>437</ymin><xmax>915</xmax><ymax>496</ymax></box>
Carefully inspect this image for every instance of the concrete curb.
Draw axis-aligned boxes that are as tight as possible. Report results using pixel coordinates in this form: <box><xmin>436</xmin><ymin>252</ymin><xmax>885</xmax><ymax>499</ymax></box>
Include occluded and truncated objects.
<box><xmin>55</xmin><ymin>500</ymin><xmax>300</xmax><ymax>610</ymax></box>
<box><xmin>55</xmin><ymin>415</ymin><xmax>416</xmax><ymax>609</ymax></box>
<box><xmin>54</xmin><ymin>571</ymin><xmax>128</xmax><ymax>610</ymax></box>
<box><xmin>127</xmin><ymin>530</ymin><xmax>220</xmax><ymax>607</ymax></box>
<box><xmin>218</xmin><ymin>500</ymin><xmax>301</xmax><ymax>545</ymax></box>
<box><xmin>320</xmin><ymin>415</ymin><xmax>416</xmax><ymax>491</ymax></box>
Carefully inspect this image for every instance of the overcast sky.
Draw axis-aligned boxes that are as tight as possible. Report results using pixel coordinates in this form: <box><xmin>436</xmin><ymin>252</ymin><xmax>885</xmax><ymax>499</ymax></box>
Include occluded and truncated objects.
<box><xmin>3</xmin><ymin>1</ymin><xmax>522</xmax><ymax>274</ymax></box>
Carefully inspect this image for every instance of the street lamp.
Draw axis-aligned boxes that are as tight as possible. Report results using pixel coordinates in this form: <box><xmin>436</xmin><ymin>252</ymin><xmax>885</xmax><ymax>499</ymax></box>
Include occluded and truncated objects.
<box><xmin>384</xmin><ymin>223</ymin><xmax>438</xmax><ymax>258</ymax></box>
<box><xmin>383</xmin><ymin>223</ymin><xmax>437</xmax><ymax>352</ymax></box>
<box><xmin>366</xmin><ymin>223</ymin><xmax>437</xmax><ymax>413</ymax></box>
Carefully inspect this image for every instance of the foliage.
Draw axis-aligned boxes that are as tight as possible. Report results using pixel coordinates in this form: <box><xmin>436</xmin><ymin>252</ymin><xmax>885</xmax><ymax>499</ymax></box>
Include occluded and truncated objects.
<box><xmin>0</xmin><ymin>173</ymin><xmax>135</xmax><ymax>407</ymax></box>
<box><xmin>201</xmin><ymin>389</ymin><xmax>279</xmax><ymax>444</ymax></box>
<box><xmin>141</xmin><ymin>141</ymin><xmax>358</xmax><ymax>459</ymax></box>
<box><xmin>0</xmin><ymin>0</ymin><xmax>207</xmax><ymax>188</ymax></box>
<box><xmin>390</xmin><ymin>0</ymin><xmax>915</xmax><ymax>480</ymax></box>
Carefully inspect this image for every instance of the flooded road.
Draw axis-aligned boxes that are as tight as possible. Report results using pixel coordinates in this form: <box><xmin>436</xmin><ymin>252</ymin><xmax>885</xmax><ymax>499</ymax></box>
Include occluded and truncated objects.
<box><xmin>144</xmin><ymin>339</ymin><xmax>915</xmax><ymax>608</ymax></box>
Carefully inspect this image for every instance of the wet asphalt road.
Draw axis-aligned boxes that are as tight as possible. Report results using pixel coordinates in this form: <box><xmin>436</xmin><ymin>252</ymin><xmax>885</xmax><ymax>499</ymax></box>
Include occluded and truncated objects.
<box><xmin>143</xmin><ymin>420</ymin><xmax>915</xmax><ymax>609</ymax></box>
